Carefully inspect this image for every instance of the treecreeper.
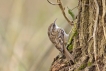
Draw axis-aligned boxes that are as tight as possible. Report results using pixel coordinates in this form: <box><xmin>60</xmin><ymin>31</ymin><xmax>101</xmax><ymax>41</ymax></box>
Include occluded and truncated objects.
<box><xmin>48</xmin><ymin>19</ymin><xmax>74</xmax><ymax>63</ymax></box>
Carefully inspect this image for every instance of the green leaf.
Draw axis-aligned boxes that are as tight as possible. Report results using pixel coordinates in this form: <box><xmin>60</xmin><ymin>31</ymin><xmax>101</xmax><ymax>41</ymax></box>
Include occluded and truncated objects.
<box><xmin>67</xmin><ymin>44</ymin><xmax>73</xmax><ymax>51</ymax></box>
<box><xmin>68</xmin><ymin>8</ymin><xmax>75</xmax><ymax>20</ymax></box>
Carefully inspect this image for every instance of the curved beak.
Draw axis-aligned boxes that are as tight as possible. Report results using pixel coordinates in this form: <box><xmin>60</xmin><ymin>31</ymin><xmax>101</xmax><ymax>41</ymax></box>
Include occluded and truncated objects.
<box><xmin>54</xmin><ymin>18</ymin><xmax>57</xmax><ymax>23</ymax></box>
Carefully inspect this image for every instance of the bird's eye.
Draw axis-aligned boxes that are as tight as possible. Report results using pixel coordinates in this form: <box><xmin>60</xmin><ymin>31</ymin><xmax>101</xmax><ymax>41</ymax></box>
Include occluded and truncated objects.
<box><xmin>53</xmin><ymin>23</ymin><xmax>55</xmax><ymax>28</ymax></box>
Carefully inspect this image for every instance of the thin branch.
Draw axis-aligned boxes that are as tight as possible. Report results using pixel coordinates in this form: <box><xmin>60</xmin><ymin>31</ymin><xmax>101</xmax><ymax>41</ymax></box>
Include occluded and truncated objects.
<box><xmin>93</xmin><ymin>0</ymin><xmax>100</xmax><ymax>71</ymax></box>
<box><xmin>57</xmin><ymin>0</ymin><xmax>73</xmax><ymax>25</ymax></box>
<box><xmin>47</xmin><ymin>0</ymin><xmax>73</xmax><ymax>25</ymax></box>
<box><xmin>93</xmin><ymin>0</ymin><xmax>99</xmax><ymax>60</ymax></box>
<box><xmin>102</xmin><ymin>0</ymin><xmax>106</xmax><ymax>40</ymax></box>
<box><xmin>47</xmin><ymin>0</ymin><xmax>59</xmax><ymax>5</ymax></box>
<box><xmin>67</xmin><ymin>6</ymin><xmax>78</xmax><ymax>11</ymax></box>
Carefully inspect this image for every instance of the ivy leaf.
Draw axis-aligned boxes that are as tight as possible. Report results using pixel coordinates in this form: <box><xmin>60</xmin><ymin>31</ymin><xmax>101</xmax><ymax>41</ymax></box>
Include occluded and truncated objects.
<box><xmin>67</xmin><ymin>7</ymin><xmax>75</xmax><ymax>20</ymax></box>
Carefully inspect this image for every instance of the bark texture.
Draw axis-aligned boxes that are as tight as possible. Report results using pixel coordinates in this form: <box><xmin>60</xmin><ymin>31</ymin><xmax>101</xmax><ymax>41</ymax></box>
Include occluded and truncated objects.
<box><xmin>50</xmin><ymin>0</ymin><xmax>106</xmax><ymax>71</ymax></box>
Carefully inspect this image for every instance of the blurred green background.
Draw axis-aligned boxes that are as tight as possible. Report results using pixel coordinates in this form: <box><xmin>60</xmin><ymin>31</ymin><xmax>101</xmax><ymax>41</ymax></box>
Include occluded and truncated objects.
<box><xmin>0</xmin><ymin>0</ymin><xmax>78</xmax><ymax>71</ymax></box>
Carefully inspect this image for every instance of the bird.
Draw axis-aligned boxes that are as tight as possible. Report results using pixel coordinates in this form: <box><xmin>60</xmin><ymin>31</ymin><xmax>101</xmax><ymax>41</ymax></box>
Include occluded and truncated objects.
<box><xmin>48</xmin><ymin>19</ymin><xmax>74</xmax><ymax>62</ymax></box>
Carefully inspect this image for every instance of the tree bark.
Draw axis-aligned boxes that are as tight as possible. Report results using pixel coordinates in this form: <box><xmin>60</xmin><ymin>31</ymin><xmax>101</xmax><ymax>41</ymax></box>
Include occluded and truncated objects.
<box><xmin>50</xmin><ymin>0</ymin><xmax>106</xmax><ymax>71</ymax></box>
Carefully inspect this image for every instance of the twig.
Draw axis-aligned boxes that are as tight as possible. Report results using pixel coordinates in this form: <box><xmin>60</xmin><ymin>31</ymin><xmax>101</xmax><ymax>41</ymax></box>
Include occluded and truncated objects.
<box><xmin>102</xmin><ymin>0</ymin><xmax>106</xmax><ymax>40</ymax></box>
<box><xmin>47</xmin><ymin>0</ymin><xmax>59</xmax><ymax>5</ymax></box>
<box><xmin>57</xmin><ymin>0</ymin><xmax>73</xmax><ymax>25</ymax></box>
<box><xmin>47</xmin><ymin>0</ymin><xmax>73</xmax><ymax>25</ymax></box>
<box><xmin>67</xmin><ymin>6</ymin><xmax>78</xmax><ymax>11</ymax></box>
<box><xmin>93</xmin><ymin>0</ymin><xmax>100</xmax><ymax>71</ymax></box>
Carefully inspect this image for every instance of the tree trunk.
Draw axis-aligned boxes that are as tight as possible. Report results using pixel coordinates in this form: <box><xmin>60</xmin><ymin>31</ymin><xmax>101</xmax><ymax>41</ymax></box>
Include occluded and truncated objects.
<box><xmin>50</xmin><ymin>0</ymin><xmax>106</xmax><ymax>71</ymax></box>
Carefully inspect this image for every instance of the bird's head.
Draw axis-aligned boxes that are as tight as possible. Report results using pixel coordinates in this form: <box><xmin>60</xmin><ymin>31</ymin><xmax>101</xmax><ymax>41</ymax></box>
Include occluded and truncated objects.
<box><xmin>48</xmin><ymin>19</ymin><xmax>59</xmax><ymax>34</ymax></box>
